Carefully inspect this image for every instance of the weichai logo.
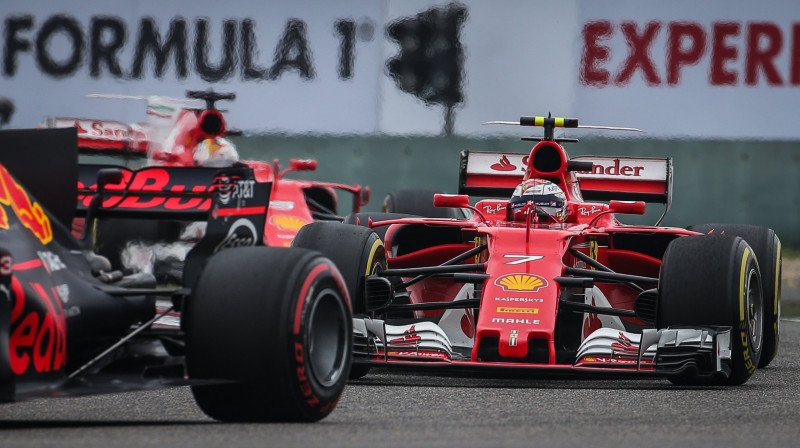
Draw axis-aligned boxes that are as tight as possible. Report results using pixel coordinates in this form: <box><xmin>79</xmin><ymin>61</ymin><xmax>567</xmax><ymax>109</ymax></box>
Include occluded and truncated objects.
<box><xmin>0</xmin><ymin>165</ymin><xmax>52</xmax><ymax>244</ymax></box>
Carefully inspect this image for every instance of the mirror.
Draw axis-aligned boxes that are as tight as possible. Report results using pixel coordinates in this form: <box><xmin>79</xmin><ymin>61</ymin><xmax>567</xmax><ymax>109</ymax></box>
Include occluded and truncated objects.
<box><xmin>608</xmin><ymin>200</ymin><xmax>646</xmax><ymax>215</ymax></box>
<box><xmin>433</xmin><ymin>193</ymin><xmax>470</xmax><ymax>208</ymax></box>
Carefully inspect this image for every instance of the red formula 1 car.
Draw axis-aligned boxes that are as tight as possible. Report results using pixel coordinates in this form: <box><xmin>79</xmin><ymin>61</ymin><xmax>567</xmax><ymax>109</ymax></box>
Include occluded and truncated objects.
<box><xmin>43</xmin><ymin>90</ymin><xmax>368</xmax><ymax>277</ymax></box>
<box><xmin>0</xmin><ymin>127</ymin><xmax>355</xmax><ymax>422</ymax></box>
<box><xmin>294</xmin><ymin>116</ymin><xmax>781</xmax><ymax>385</ymax></box>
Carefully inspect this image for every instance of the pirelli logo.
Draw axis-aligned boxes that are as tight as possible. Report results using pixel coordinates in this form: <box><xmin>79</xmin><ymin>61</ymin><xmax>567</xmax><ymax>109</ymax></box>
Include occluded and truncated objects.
<box><xmin>497</xmin><ymin>307</ymin><xmax>539</xmax><ymax>314</ymax></box>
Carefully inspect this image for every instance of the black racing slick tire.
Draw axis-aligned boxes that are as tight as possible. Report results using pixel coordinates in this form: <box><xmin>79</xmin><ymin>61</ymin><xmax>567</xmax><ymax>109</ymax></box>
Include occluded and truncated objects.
<box><xmin>382</xmin><ymin>189</ymin><xmax>456</xmax><ymax>218</ymax></box>
<box><xmin>687</xmin><ymin>224</ymin><xmax>781</xmax><ymax>368</ymax></box>
<box><xmin>184</xmin><ymin>247</ymin><xmax>352</xmax><ymax>422</ymax></box>
<box><xmin>292</xmin><ymin>222</ymin><xmax>386</xmax><ymax>315</ymax></box>
<box><xmin>658</xmin><ymin>235</ymin><xmax>763</xmax><ymax>386</ymax></box>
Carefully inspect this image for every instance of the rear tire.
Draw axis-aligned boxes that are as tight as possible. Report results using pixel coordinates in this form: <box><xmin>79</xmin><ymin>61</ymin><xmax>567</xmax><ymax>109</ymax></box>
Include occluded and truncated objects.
<box><xmin>658</xmin><ymin>234</ymin><xmax>763</xmax><ymax>385</ymax></box>
<box><xmin>382</xmin><ymin>189</ymin><xmax>455</xmax><ymax>218</ymax></box>
<box><xmin>185</xmin><ymin>247</ymin><xmax>352</xmax><ymax>422</ymax></box>
<box><xmin>687</xmin><ymin>224</ymin><xmax>781</xmax><ymax>367</ymax></box>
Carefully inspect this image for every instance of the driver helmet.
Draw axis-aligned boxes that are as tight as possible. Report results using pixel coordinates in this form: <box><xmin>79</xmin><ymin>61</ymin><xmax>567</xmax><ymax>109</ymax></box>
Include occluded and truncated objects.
<box><xmin>193</xmin><ymin>136</ymin><xmax>240</xmax><ymax>167</ymax></box>
<box><xmin>508</xmin><ymin>178</ymin><xmax>567</xmax><ymax>221</ymax></box>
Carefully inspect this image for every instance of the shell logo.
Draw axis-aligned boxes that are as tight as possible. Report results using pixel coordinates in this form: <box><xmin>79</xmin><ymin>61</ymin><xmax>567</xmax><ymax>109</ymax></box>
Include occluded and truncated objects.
<box><xmin>494</xmin><ymin>273</ymin><xmax>548</xmax><ymax>292</ymax></box>
<box><xmin>269</xmin><ymin>215</ymin><xmax>308</xmax><ymax>231</ymax></box>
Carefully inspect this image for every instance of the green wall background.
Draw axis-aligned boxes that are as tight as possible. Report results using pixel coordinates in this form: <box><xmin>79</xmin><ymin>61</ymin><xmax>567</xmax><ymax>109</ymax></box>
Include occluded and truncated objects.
<box><xmin>228</xmin><ymin>135</ymin><xmax>799</xmax><ymax>245</ymax></box>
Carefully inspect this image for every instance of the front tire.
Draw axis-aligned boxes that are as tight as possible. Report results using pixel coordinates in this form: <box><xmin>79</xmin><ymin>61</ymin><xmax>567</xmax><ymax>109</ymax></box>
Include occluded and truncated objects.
<box><xmin>292</xmin><ymin>222</ymin><xmax>386</xmax><ymax>315</ymax></box>
<box><xmin>687</xmin><ymin>224</ymin><xmax>781</xmax><ymax>367</ymax></box>
<box><xmin>658</xmin><ymin>234</ymin><xmax>763</xmax><ymax>385</ymax></box>
<box><xmin>184</xmin><ymin>247</ymin><xmax>352</xmax><ymax>422</ymax></box>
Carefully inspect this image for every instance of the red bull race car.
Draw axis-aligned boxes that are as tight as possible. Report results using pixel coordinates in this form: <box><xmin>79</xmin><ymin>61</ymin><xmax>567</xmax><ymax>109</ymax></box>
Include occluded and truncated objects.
<box><xmin>43</xmin><ymin>90</ymin><xmax>368</xmax><ymax>277</ymax></box>
<box><xmin>294</xmin><ymin>116</ymin><xmax>781</xmax><ymax>385</ymax></box>
<box><xmin>0</xmin><ymin>127</ymin><xmax>356</xmax><ymax>422</ymax></box>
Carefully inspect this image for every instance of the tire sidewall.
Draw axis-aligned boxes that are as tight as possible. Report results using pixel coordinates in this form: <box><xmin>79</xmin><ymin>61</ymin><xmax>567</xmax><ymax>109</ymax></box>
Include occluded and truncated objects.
<box><xmin>185</xmin><ymin>247</ymin><xmax>352</xmax><ymax>422</ymax></box>
<box><xmin>293</xmin><ymin>223</ymin><xmax>386</xmax><ymax>314</ymax></box>
<box><xmin>284</xmin><ymin>256</ymin><xmax>352</xmax><ymax>420</ymax></box>
<box><xmin>729</xmin><ymin>240</ymin><xmax>762</xmax><ymax>383</ymax></box>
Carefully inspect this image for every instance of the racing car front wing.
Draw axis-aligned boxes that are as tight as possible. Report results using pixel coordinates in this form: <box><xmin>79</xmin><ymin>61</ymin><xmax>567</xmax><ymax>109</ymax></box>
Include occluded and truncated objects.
<box><xmin>352</xmin><ymin>317</ymin><xmax>734</xmax><ymax>380</ymax></box>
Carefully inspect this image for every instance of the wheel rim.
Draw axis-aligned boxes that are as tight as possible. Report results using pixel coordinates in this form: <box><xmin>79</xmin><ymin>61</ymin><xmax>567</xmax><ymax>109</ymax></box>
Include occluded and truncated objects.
<box><xmin>745</xmin><ymin>267</ymin><xmax>763</xmax><ymax>353</ymax></box>
<box><xmin>307</xmin><ymin>288</ymin><xmax>349</xmax><ymax>388</ymax></box>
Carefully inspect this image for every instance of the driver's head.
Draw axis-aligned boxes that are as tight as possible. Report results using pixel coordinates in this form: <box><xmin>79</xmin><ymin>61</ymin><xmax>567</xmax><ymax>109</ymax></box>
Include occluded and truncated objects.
<box><xmin>508</xmin><ymin>178</ymin><xmax>567</xmax><ymax>221</ymax></box>
<box><xmin>194</xmin><ymin>136</ymin><xmax>239</xmax><ymax>167</ymax></box>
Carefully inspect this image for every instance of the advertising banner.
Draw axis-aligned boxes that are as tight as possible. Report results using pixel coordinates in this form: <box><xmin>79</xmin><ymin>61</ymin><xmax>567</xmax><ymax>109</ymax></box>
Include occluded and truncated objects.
<box><xmin>1</xmin><ymin>0</ymin><xmax>798</xmax><ymax>138</ymax></box>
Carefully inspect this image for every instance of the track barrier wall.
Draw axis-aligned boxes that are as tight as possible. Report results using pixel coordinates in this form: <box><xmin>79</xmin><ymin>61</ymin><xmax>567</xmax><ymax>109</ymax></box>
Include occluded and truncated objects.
<box><xmin>207</xmin><ymin>135</ymin><xmax>800</xmax><ymax>246</ymax></box>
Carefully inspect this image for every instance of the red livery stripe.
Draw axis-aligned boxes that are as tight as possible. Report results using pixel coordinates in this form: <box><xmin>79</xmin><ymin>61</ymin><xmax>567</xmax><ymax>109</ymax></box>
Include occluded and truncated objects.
<box><xmin>214</xmin><ymin>206</ymin><xmax>267</xmax><ymax>217</ymax></box>
<box><xmin>13</xmin><ymin>259</ymin><xmax>43</xmax><ymax>271</ymax></box>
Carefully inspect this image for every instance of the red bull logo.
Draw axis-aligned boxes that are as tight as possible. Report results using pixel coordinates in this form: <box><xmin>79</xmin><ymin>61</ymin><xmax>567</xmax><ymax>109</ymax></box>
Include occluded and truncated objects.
<box><xmin>0</xmin><ymin>165</ymin><xmax>53</xmax><ymax>244</ymax></box>
<box><xmin>10</xmin><ymin>277</ymin><xmax>67</xmax><ymax>375</ymax></box>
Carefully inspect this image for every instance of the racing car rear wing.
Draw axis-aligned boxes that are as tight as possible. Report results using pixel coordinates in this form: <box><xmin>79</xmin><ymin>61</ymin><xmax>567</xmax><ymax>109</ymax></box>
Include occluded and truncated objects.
<box><xmin>77</xmin><ymin>164</ymin><xmax>226</xmax><ymax>221</ymax></box>
<box><xmin>458</xmin><ymin>150</ymin><xmax>673</xmax><ymax>206</ymax></box>
<box><xmin>42</xmin><ymin>117</ymin><xmax>148</xmax><ymax>155</ymax></box>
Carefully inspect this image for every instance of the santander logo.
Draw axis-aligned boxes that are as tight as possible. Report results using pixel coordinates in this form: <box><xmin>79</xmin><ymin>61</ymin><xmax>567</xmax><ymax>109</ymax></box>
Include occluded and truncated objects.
<box><xmin>580</xmin><ymin>159</ymin><xmax>645</xmax><ymax>177</ymax></box>
<box><xmin>470</xmin><ymin>153</ymin><xmax>666</xmax><ymax>182</ymax></box>
<box><xmin>72</xmin><ymin>119</ymin><xmax>147</xmax><ymax>142</ymax></box>
<box><xmin>573</xmin><ymin>156</ymin><xmax>668</xmax><ymax>181</ymax></box>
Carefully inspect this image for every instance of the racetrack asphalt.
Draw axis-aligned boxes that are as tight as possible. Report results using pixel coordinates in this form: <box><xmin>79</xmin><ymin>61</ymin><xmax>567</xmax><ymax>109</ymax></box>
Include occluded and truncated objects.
<box><xmin>1</xmin><ymin>320</ymin><xmax>799</xmax><ymax>448</ymax></box>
